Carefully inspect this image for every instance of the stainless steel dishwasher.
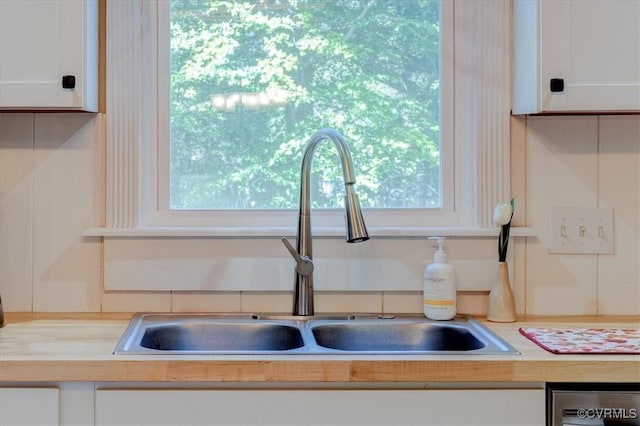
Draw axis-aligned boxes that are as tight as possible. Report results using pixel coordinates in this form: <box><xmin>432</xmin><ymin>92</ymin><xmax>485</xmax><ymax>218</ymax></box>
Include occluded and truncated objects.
<box><xmin>548</xmin><ymin>383</ymin><xmax>640</xmax><ymax>426</ymax></box>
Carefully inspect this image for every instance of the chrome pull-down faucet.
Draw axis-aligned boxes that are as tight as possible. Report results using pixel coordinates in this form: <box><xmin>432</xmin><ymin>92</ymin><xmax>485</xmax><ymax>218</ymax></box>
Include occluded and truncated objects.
<box><xmin>281</xmin><ymin>128</ymin><xmax>369</xmax><ymax>316</ymax></box>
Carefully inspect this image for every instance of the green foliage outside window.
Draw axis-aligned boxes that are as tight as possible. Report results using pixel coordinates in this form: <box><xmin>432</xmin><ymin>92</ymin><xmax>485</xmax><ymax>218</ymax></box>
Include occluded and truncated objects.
<box><xmin>170</xmin><ymin>0</ymin><xmax>441</xmax><ymax>209</ymax></box>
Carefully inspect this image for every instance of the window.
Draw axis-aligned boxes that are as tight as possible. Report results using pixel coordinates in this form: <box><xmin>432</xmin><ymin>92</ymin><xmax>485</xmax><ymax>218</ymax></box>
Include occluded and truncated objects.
<box><xmin>165</xmin><ymin>1</ymin><xmax>442</xmax><ymax>212</ymax></box>
<box><xmin>97</xmin><ymin>0</ymin><xmax>513</xmax><ymax>292</ymax></box>
<box><xmin>103</xmin><ymin>0</ymin><xmax>511</xmax><ymax>235</ymax></box>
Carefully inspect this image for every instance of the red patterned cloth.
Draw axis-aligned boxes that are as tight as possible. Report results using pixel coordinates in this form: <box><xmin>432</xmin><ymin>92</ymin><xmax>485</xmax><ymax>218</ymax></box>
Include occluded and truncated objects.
<box><xmin>519</xmin><ymin>327</ymin><xmax>640</xmax><ymax>354</ymax></box>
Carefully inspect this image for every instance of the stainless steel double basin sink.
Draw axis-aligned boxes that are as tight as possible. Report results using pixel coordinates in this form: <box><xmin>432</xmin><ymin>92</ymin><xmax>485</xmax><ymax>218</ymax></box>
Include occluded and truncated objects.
<box><xmin>114</xmin><ymin>314</ymin><xmax>519</xmax><ymax>355</ymax></box>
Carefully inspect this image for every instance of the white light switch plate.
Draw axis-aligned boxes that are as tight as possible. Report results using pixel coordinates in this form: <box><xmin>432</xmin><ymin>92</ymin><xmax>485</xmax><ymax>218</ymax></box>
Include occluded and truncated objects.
<box><xmin>548</xmin><ymin>208</ymin><xmax>614</xmax><ymax>254</ymax></box>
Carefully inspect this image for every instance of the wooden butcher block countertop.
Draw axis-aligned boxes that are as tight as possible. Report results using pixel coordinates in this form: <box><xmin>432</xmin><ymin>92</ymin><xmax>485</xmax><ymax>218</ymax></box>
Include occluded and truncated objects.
<box><xmin>0</xmin><ymin>313</ymin><xmax>638</xmax><ymax>383</ymax></box>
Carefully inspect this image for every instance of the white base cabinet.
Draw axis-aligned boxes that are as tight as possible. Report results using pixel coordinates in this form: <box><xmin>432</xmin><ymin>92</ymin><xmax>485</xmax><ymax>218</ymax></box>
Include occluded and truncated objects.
<box><xmin>95</xmin><ymin>388</ymin><xmax>545</xmax><ymax>426</ymax></box>
<box><xmin>0</xmin><ymin>383</ymin><xmax>546</xmax><ymax>425</ymax></box>
<box><xmin>0</xmin><ymin>387</ymin><xmax>60</xmax><ymax>426</ymax></box>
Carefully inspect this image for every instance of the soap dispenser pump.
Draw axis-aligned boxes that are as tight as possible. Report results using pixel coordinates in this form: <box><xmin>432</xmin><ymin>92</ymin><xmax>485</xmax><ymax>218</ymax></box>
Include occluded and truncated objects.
<box><xmin>423</xmin><ymin>236</ymin><xmax>457</xmax><ymax>320</ymax></box>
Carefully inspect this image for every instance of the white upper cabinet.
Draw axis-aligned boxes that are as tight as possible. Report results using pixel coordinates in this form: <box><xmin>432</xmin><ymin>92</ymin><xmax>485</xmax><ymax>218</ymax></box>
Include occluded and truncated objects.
<box><xmin>0</xmin><ymin>0</ymin><xmax>98</xmax><ymax>111</ymax></box>
<box><xmin>513</xmin><ymin>0</ymin><xmax>640</xmax><ymax>114</ymax></box>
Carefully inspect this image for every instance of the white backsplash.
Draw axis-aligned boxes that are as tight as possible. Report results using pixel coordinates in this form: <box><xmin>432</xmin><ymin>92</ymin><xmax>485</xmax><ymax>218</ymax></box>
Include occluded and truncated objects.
<box><xmin>0</xmin><ymin>113</ymin><xmax>638</xmax><ymax>315</ymax></box>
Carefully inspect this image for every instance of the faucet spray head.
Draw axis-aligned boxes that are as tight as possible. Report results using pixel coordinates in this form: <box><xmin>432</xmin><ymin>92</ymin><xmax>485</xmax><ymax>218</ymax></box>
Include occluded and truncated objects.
<box><xmin>344</xmin><ymin>184</ymin><xmax>369</xmax><ymax>243</ymax></box>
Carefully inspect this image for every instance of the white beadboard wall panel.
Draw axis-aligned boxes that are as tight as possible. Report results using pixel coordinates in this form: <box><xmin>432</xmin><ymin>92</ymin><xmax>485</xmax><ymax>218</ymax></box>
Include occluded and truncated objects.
<box><xmin>240</xmin><ymin>291</ymin><xmax>292</xmax><ymax>314</ymax></box>
<box><xmin>32</xmin><ymin>113</ymin><xmax>103</xmax><ymax>312</ymax></box>
<box><xmin>510</xmin><ymin>117</ymin><xmax>528</xmax><ymax>228</ymax></box>
<box><xmin>526</xmin><ymin>116</ymin><xmax>599</xmax><ymax>315</ymax></box>
<box><xmin>103</xmin><ymin>238</ymin><xmax>293</xmax><ymax>292</ymax></box>
<box><xmin>597</xmin><ymin>116</ymin><xmax>640</xmax><ymax>314</ymax></box>
<box><xmin>101</xmin><ymin>291</ymin><xmax>171</xmax><ymax>313</ymax></box>
<box><xmin>171</xmin><ymin>291</ymin><xmax>242</xmax><ymax>313</ymax></box>
<box><xmin>0</xmin><ymin>114</ymin><xmax>34</xmax><ymax>311</ymax></box>
<box><xmin>103</xmin><ymin>236</ymin><xmax>513</xmax><ymax>294</ymax></box>
<box><xmin>511</xmin><ymin>238</ymin><xmax>526</xmax><ymax>316</ymax></box>
<box><xmin>382</xmin><ymin>292</ymin><xmax>422</xmax><ymax>314</ymax></box>
<box><xmin>2</xmin><ymin>111</ymin><xmax>639</xmax><ymax>316</ymax></box>
<box><xmin>456</xmin><ymin>292</ymin><xmax>490</xmax><ymax>316</ymax></box>
<box><xmin>510</xmin><ymin>116</ymin><xmax>529</xmax><ymax>316</ymax></box>
<box><xmin>315</xmin><ymin>292</ymin><xmax>383</xmax><ymax>313</ymax></box>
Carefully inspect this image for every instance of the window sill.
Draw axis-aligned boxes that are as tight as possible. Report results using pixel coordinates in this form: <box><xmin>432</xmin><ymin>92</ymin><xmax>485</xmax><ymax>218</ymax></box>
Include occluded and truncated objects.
<box><xmin>83</xmin><ymin>226</ymin><xmax>536</xmax><ymax>238</ymax></box>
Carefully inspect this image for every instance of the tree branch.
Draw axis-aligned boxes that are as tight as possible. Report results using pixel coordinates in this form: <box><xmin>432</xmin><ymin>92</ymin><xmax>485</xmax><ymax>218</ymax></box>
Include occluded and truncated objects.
<box><xmin>344</xmin><ymin>0</ymin><xmax>378</xmax><ymax>41</ymax></box>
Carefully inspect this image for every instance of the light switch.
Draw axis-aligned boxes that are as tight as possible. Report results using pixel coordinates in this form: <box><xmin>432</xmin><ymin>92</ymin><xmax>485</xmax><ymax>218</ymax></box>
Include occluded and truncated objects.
<box><xmin>548</xmin><ymin>208</ymin><xmax>614</xmax><ymax>254</ymax></box>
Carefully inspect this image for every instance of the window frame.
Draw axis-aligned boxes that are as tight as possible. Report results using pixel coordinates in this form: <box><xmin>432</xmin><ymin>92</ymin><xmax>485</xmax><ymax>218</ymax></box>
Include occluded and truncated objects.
<box><xmin>99</xmin><ymin>0</ymin><xmax>511</xmax><ymax>237</ymax></box>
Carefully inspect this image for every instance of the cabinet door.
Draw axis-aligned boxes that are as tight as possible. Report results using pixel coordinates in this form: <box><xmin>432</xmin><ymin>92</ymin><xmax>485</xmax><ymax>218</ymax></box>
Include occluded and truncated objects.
<box><xmin>96</xmin><ymin>389</ymin><xmax>544</xmax><ymax>426</ymax></box>
<box><xmin>513</xmin><ymin>0</ymin><xmax>640</xmax><ymax>113</ymax></box>
<box><xmin>0</xmin><ymin>387</ymin><xmax>60</xmax><ymax>426</ymax></box>
<box><xmin>0</xmin><ymin>0</ymin><xmax>97</xmax><ymax>111</ymax></box>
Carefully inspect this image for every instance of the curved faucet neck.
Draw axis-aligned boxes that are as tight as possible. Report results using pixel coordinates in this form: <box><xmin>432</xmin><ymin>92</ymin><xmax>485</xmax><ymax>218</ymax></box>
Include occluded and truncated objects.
<box><xmin>299</xmin><ymin>128</ymin><xmax>356</xmax><ymax>216</ymax></box>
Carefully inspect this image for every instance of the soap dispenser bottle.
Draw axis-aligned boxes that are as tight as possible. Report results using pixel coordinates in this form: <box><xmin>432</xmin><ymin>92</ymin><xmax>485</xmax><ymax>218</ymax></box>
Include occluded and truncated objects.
<box><xmin>423</xmin><ymin>236</ymin><xmax>457</xmax><ymax>320</ymax></box>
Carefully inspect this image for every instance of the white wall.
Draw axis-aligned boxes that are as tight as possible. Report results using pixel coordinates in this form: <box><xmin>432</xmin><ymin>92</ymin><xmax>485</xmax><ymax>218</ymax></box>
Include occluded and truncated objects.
<box><xmin>0</xmin><ymin>113</ymin><xmax>103</xmax><ymax>312</ymax></box>
<box><xmin>520</xmin><ymin>115</ymin><xmax>640</xmax><ymax>315</ymax></box>
<box><xmin>1</xmin><ymin>113</ymin><xmax>639</xmax><ymax>315</ymax></box>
